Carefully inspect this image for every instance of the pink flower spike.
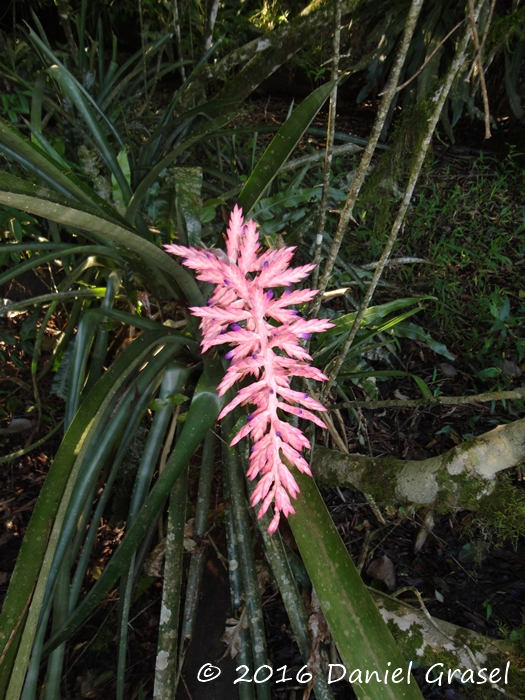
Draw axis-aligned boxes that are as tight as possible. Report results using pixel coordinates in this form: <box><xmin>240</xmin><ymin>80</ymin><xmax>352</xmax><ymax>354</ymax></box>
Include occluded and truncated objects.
<box><xmin>164</xmin><ymin>206</ymin><xmax>333</xmax><ymax>533</ymax></box>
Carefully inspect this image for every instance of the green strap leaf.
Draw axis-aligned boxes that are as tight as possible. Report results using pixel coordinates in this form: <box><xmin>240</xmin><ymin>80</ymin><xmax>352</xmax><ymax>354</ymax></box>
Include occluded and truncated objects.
<box><xmin>43</xmin><ymin>358</ymin><xmax>224</xmax><ymax>654</ymax></box>
<box><xmin>125</xmin><ymin>114</ymin><xmax>235</xmax><ymax>224</ymax></box>
<box><xmin>237</xmin><ymin>81</ymin><xmax>336</xmax><ymax>215</ymax></box>
<box><xmin>28</xmin><ymin>28</ymin><xmax>124</xmax><ymax>148</ymax></box>
<box><xmin>0</xmin><ymin>172</ymin><xmax>204</xmax><ymax>306</ymax></box>
<box><xmin>0</xmin><ymin>117</ymin><xmax>124</xmax><ymax>222</ymax></box>
<box><xmin>48</xmin><ymin>65</ymin><xmax>132</xmax><ymax>205</ymax></box>
<box><xmin>0</xmin><ymin>329</ymin><xmax>175</xmax><ymax>691</ymax></box>
<box><xmin>289</xmin><ymin>466</ymin><xmax>424</xmax><ymax>700</ymax></box>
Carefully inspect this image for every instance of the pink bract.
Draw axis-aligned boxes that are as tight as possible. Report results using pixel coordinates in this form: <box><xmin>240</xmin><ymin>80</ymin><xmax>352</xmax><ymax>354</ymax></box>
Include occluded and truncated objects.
<box><xmin>164</xmin><ymin>205</ymin><xmax>333</xmax><ymax>533</ymax></box>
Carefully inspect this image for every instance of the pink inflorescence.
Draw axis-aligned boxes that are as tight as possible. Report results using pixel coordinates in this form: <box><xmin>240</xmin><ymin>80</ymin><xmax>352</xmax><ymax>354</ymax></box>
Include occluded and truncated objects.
<box><xmin>164</xmin><ymin>205</ymin><xmax>333</xmax><ymax>533</ymax></box>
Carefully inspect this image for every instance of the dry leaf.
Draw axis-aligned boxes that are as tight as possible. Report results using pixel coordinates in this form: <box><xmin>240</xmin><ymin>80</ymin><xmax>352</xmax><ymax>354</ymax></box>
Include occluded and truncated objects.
<box><xmin>394</xmin><ymin>389</ymin><xmax>409</xmax><ymax>401</ymax></box>
<box><xmin>184</xmin><ymin>518</ymin><xmax>194</xmax><ymax>538</ymax></box>
<box><xmin>367</xmin><ymin>554</ymin><xmax>396</xmax><ymax>591</ymax></box>
<box><xmin>438</xmin><ymin>363</ymin><xmax>458</xmax><ymax>378</ymax></box>
<box><xmin>221</xmin><ymin>612</ymin><xmax>248</xmax><ymax>659</ymax></box>
<box><xmin>414</xmin><ymin>510</ymin><xmax>435</xmax><ymax>553</ymax></box>
<box><xmin>502</xmin><ymin>359</ymin><xmax>521</xmax><ymax>378</ymax></box>
<box><xmin>144</xmin><ymin>540</ymin><xmax>166</xmax><ymax>577</ymax></box>
<box><xmin>183</xmin><ymin>537</ymin><xmax>197</xmax><ymax>552</ymax></box>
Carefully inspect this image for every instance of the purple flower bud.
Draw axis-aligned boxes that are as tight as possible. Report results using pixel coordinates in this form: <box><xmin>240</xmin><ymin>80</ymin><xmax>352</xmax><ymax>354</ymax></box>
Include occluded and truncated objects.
<box><xmin>269</xmin><ymin>389</ymin><xmax>274</xmax><ymax>394</ymax></box>
<box><xmin>276</xmin><ymin>431</ymin><xmax>281</xmax><ymax>437</ymax></box>
<box><xmin>299</xmin><ymin>333</ymin><xmax>311</xmax><ymax>339</ymax></box>
<box><xmin>266</xmin><ymin>290</ymin><xmax>274</xmax><ymax>300</ymax></box>
<box><xmin>247</xmin><ymin>414</ymin><xmax>253</xmax><ymax>421</ymax></box>
<box><xmin>299</xmin><ymin>409</ymin><xmax>303</xmax><ymax>414</ymax></box>
<box><xmin>206</xmin><ymin>252</ymin><xmax>212</xmax><ymax>259</ymax></box>
<box><xmin>284</xmin><ymin>289</ymin><xmax>291</xmax><ymax>295</ymax></box>
<box><xmin>224</xmin><ymin>279</ymin><xmax>231</xmax><ymax>285</ymax></box>
<box><xmin>303</xmin><ymin>393</ymin><xmax>309</xmax><ymax>399</ymax></box>
<box><xmin>252</xmin><ymin>353</ymin><xmax>258</xmax><ymax>360</ymax></box>
<box><xmin>225</xmin><ymin>350</ymin><xmax>235</xmax><ymax>359</ymax></box>
<box><xmin>231</xmin><ymin>323</ymin><xmax>242</xmax><ymax>332</ymax></box>
<box><xmin>291</xmin><ymin>309</ymin><xmax>298</xmax><ymax>315</ymax></box>
<box><xmin>264</xmin><ymin>261</ymin><xmax>269</xmax><ymax>268</ymax></box>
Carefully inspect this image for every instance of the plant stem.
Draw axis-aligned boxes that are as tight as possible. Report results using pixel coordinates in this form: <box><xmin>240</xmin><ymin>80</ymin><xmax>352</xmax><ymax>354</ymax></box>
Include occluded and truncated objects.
<box><xmin>312</xmin><ymin>0</ymin><xmax>342</xmax><ymax>289</ymax></box>
<box><xmin>321</xmin><ymin>1</ymin><xmax>485</xmax><ymax>399</ymax></box>
<box><xmin>310</xmin><ymin>0</ymin><xmax>425</xmax><ymax>317</ymax></box>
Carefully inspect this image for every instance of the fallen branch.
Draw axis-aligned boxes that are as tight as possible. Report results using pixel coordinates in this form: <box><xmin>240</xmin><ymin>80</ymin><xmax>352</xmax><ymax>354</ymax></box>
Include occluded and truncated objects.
<box><xmin>312</xmin><ymin>417</ymin><xmax>525</xmax><ymax>508</ymax></box>
<box><xmin>369</xmin><ymin>589</ymin><xmax>522</xmax><ymax>699</ymax></box>
<box><xmin>330</xmin><ymin>388</ymin><xmax>525</xmax><ymax>411</ymax></box>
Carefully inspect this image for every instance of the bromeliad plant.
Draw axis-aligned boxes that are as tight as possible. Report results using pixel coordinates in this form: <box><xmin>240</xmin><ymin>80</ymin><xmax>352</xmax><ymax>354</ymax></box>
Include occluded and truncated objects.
<box><xmin>0</xmin><ymin>72</ymin><xmax>423</xmax><ymax>700</ymax></box>
<box><xmin>166</xmin><ymin>205</ymin><xmax>334</xmax><ymax>532</ymax></box>
<box><xmin>3</xmin><ymin>0</ymin><xmax>484</xmax><ymax>695</ymax></box>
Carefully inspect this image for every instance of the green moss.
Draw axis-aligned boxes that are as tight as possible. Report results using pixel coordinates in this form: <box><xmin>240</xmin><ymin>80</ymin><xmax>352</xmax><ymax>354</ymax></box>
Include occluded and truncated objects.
<box><xmin>385</xmin><ymin>618</ymin><xmax>457</xmax><ymax>668</ymax></box>
<box><xmin>387</xmin><ymin>615</ymin><xmax>525</xmax><ymax>699</ymax></box>
<box><xmin>465</xmin><ymin>474</ymin><xmax>525</xmax><ymax>548</ymax></box>
<box><xmin>359</xmin><ymin>102</ymin><xmax>433</xmax><ymax>238</ymax></box>
<box><xmin>433</xmin><ymin>464</ymin><xmax>490</xmax><ymax>515</ymax></box>
<box><xmin>357</xmin><ymin>457</ymin><xmax>404</xmax><ymax>505</ymax></box>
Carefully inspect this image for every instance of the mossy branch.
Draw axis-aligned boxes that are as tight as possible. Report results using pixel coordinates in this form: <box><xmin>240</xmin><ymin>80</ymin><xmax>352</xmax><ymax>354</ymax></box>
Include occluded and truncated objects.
<box><xmin>311</xmin><ymin>416</ymin><xmax>525</xmax><ymax>509</ymax></box>
<box><xmin>178</xmin><ymin>0</ymin><xmax>359</xmax><ymax>110</ymax></box>
<box><xmin>310</xmin><ymin>0</ymin><xmax>425</xmax><ymax>319</ymax></box>
<box><xmin>330</xmin><ymin>388</ymin><xmax>525</xmax><ymax>410</ymax></box>
<box><xmin>370</xmin><ymin>589</ymin><xmax>523</xmax><ymax>700</ymax></box>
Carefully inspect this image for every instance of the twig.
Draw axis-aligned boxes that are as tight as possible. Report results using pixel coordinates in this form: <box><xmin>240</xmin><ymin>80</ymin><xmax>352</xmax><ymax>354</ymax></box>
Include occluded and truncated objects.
<box><xmin>312</xmin><ymin>0</ymin><xmax>342</xmax><ymax>289</ymax></box>
<box><xmin>465</xmin><ymin>0</ymin><xmax>496</xmax><ymax>82</ymax></box>
<box><xmin>320</xmin><ymin>4</ymin><xmax>484</xmax><ymax>400</ymax></box>
<box><xmin>388</xmin><ymin>21</ymin><xmax>464</xmax><ymax>95</ymax></box>
<box><xmin>0</xmin><ymin>420</ymin><xmax>65</xmax><ymax>464</ymax></box>
<box><xmin>309</xmin><ymin>0</ymin><xmax>425</xmax><ymax>318</ymax></box>
<box><xmin>467</xmin><ymin>0</ymin><xmax>491</xmax><ymax>138</ymax></box>
<box><xmin>204</xmin><ymin>0</ymin><xmax>220</xmax><ymax>54</ymax></box>
<box><xmin>329</xmin><ymin>388</ymin><xmax>525</xmax><ymax>411</ymax></box>
<box><xmin>320</xmin><ymin>410</ymin><xmax>348</xmax><ymax>453</ymax></box>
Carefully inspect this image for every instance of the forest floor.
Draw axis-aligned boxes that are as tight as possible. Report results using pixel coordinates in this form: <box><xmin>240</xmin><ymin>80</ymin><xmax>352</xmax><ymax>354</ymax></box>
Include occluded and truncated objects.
<box><xmin>1</xmin><ymin>95</ymin><xmax>524</xmax><ymax>700</ymax></box>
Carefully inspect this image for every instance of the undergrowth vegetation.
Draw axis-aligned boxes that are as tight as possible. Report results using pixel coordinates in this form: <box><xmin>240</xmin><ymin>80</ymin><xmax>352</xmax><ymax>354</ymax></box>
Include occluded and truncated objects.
<box><xmin>1</xmin><ymin>1</ymin><xmax>525</xmax><ymax>699</ymax></box>
<box><xmin>350</xmin><ymin>149</ymin><xmax>525</xmax><ymax>385</ymax></box>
